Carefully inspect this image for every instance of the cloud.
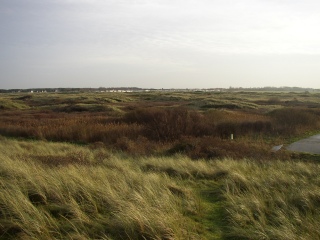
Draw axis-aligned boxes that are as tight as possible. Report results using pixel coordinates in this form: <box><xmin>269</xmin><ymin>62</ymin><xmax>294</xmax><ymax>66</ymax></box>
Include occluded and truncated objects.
<box><xmin>1</xmin><ymin>0</ymin><xmax>320</xmax><ymax>89</ymax></box>
<box><xmin>3</xmin><ymin>0</ymin><xmax>320</xmax><ymax>54</ymax></box>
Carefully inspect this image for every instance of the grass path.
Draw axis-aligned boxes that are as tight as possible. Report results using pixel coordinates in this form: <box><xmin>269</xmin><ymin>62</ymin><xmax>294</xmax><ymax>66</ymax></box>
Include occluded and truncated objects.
<box><xmin>197</xmin><ymin>182</ymin><xmax>225</xmax><ymax>239</ymax></box>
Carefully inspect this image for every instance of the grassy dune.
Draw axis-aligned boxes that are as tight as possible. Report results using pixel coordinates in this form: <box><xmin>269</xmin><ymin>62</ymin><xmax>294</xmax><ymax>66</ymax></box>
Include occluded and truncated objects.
<box><xmin>0</xmin><ymin>137</ymin><xmax>212</xmax><ymax>239</ymax></box>
<box><xmin>1</xmin><ymin>137</ymin><xmax>320</xmax><ymax>239</ymax></box>
<box><xmin>1</xmin><ymin>91</ymin><xmax>320</xmax><ymax>239</ymax></box>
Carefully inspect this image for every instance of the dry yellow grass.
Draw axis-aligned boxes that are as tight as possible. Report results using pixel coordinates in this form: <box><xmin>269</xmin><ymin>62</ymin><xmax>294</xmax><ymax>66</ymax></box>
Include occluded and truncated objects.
<box><xmin>0</xmin><ymin>137</ymin><xmax>202</xmax><ymax>239</ymax></box>
<box><xmin>222</xmin><ymin>160</ymin><xmax>320</xmax><ymax>240</ymax></box>
<box><xmin>1</xmin><ymin>136</ymin><xmax>320</xmax><ymax>239</ymax></box>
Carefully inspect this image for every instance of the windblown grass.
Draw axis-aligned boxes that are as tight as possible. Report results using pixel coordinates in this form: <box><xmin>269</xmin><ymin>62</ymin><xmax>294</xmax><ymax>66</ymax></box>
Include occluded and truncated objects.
<box><xmin>0</xmin><ymin>137</ymin><xmax>207</xmax><ymax>239</ymax></box>
<box><xmin>1</xmin><ymin>137</ymin><xmax>320</xmax><ymax>239</ymax></box>
<box><xmin>223</xmin><ymin>160</ymin><xmax>320</xmax><ymax>240</ymax></box>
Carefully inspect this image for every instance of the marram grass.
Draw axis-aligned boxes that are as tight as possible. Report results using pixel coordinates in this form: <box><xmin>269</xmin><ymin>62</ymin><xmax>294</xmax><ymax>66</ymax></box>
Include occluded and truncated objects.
<box><xmin>0</xmin><ymin>137</ymin><xmax>203</xmax><ymax>239</ymax></box>
<box><xmin>222</xmin><ymin>160</ymin><xmax>320</xmax><ymax>240</ymax></box>
<box><xmin>0</xmin><ymin>137</ymin><xmax>320</xmax><ymax>239</ymax></box>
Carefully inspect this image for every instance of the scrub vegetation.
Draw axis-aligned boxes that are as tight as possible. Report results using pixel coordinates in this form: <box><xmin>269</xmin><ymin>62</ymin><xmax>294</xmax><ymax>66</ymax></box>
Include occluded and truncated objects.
<box><xmin>0</xmin><ymin>90</ymin><xmax>320</xmax><ymax>239</ymax></box>
<box><xmin>1</xmin><ymin>90</ymin><xmax>320</xmax><ymax>159</ymax></box>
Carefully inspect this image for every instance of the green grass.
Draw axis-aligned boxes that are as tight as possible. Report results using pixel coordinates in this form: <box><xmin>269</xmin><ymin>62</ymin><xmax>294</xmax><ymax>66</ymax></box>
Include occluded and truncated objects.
<box><xmin>0</xmin><ymin>98</ymin><xmax>29</xmax><ymax>110</ymax></box>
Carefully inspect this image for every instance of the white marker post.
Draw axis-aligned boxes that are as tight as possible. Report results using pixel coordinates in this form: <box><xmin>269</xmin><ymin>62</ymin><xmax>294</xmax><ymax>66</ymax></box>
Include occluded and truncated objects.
<box><xmin>231</xmin><ymin>134</ymin><xmax>234</xmax><ymax>140</ymax></box>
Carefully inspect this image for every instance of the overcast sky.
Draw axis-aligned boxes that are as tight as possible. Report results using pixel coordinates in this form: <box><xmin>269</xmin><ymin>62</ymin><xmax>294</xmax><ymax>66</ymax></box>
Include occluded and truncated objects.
<box><xmin>1</xmin><ymin>0</ymin><xmax>320</xmax><ymax>89</ymax></box>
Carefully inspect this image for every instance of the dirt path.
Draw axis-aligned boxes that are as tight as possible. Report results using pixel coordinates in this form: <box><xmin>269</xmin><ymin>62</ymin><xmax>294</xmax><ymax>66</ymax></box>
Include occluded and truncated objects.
<box><xmin>287</xmin><ymin>134</ymin><xmax>320</xmax><ymax>154</ymax></box>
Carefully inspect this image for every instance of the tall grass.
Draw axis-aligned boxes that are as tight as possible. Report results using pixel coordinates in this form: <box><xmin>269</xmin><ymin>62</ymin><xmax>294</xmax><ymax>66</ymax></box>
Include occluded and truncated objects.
<box><xmin>0</xmin><ymin>137</ymin><xmax>206</xmax><ymax>239</ymax></box>
<box><xmin>222</xmin><ymin>159</ymin><xmax>320</xmax><ymax>240</ymax></box>
<box><xmin>1</xmin><ymin>137</ymin><xmax>320</xmax><ymax>239</ymax></box>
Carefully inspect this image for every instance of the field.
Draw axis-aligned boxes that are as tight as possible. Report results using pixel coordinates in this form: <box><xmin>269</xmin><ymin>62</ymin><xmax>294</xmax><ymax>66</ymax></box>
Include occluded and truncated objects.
<box><xmin>1</xmin><ymin>89</ymin><xmax>320</xmax><ymax>239</ymax></box>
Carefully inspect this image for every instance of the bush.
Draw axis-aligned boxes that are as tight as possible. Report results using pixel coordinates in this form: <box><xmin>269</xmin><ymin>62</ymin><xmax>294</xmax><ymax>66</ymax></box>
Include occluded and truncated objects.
<box><xmin>166</xmin><ymin>136</ymin><xmax>277</xmax><ymax>160</ymax></box>
<box><xmin>270</xmin><ymin>108</ymin><xmax>318</xmax><ymax>131</ymax></box>
<box><xmin>124</xmin><ymin>107</ymin><xmax>214</xmax><ymax>141</ymax></box>
<box><xmin>215</xmin><ymin>121</ymin><xmax>272</xmax><ymax>138</ymax></box>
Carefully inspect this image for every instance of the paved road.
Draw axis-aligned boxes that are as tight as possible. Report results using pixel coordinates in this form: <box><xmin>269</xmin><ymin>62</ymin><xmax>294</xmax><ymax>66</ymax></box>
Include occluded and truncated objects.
<box><xmin>287</xmin><ymin>134</ymin><xmax>320</xmax><ymax>154</ymax></box>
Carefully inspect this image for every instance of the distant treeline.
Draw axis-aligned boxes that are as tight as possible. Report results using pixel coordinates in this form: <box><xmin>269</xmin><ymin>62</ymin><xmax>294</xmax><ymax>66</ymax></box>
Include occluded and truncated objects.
<box><xmin>0</xmin><ymin>86</ymin><xmax>318</xmax><ymax>93</ymax></box>
<box><xmin>228</xmin><ymin>86</ymin><xmax>317</xmax><ymax>92</ymax></box>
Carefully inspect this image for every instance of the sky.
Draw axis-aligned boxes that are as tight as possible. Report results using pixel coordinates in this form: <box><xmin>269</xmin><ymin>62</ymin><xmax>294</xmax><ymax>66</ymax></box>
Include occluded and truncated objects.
<box><xmin>1</xmin><ymin>0</ymin><xmax>320</xmax><ymax>89</ymax></box>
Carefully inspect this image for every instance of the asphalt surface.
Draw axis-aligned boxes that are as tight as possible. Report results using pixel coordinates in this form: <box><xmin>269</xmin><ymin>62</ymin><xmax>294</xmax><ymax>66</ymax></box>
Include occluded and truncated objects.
<box><xmin>286</xmin><ymin>134</ymin><xmax>320</xmax><ymax>154</ymax></box>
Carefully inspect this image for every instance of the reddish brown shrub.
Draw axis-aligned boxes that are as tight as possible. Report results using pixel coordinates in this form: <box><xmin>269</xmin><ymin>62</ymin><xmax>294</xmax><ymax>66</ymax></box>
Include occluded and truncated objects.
<box><xmin>214</xmin><ymin>121</ymin><xmax>272</xmax><ymax>139</ymax></box>
<box><xmin>270</xmin><ymin>108</ymin><xmax>319</xmax><ymax>133</ymax></box>
<box><xmin>124</xmin><ymin>107</ymin><xmax>214</xmax><ymax>141</ymax></box>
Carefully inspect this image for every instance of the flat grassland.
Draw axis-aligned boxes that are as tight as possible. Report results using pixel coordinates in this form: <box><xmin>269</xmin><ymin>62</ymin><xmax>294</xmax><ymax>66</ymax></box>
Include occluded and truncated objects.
<box><xmin>1</xmin><ymin>90</ymin><xmax>320</xmax><ymax>239</ymax></box>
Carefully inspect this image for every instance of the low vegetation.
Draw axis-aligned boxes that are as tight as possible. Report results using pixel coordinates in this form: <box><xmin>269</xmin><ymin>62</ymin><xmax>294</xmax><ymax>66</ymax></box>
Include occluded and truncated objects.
<box><xmin>0</xmin><ymin>90</ymin><xmax>320</xmax><ymax>239</ymax></box>
<box><xmin>1</xmin><ymin>90</ymin><xmax>320</xmax><ymax>160</ymax></box>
